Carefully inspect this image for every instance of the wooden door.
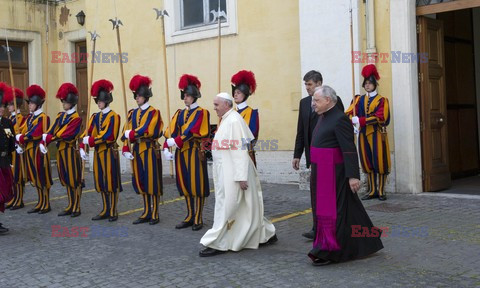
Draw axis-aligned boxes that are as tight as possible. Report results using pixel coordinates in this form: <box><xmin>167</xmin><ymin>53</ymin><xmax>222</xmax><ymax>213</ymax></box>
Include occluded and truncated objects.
<box><xmin>75</xmin><ymin>41</ymin><xmax>88</xmax><ymax>130</ymax></box>
<box><xmin>0</xmin><ymin>40</ymin><xmax>29</xmax><ymax>116</ymax></box>
<box><xmin>418</xmin><ymin>16</ymin><xmax>451</xmax><ymax>191</ymax></box>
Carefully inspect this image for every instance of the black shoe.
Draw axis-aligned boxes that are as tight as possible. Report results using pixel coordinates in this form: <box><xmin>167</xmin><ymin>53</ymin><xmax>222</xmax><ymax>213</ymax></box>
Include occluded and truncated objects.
<box><xmin>192</xmin><ymin>223</ymin><xmax>203</xmax><ymax>231</ymax></box>
<box><xmin>175</xmin><ymin>221</ymin><xmax>193</xmax><ymax>229</ymax></box>
<box><xmin>71</xmin><ymin>212</ymin><xmax>81</xmax><ymax>218</ymax></box>
<box><xmin>0</xmin><ymin>224</ymin><xmax>9</xmax><ymax>235</ymax></box>
<box><xmin>312</xmin><ymin>258</ymin><xmax>332</xmax><ymax>266</ymax></box>
<box><xmin>261</xmin><ymin>234</ymin><xmax>278</xmax><ymax>246</ymax></box>
<box><xmin>58</xmin><ymin>210</ymin><xmax>72</xmax><ymax>216</ymax></box>
<box><xmin>199</xmin><ymin>247</ymin><xmax>226</xmax><ymax>257</ymax></box>
<box><xmin>133</xmin><ymin>218</ymin><xmax>150</xmax><ymax>225</ymax></box>
<box><xmin>10</xmin><ymin>203</ymin><xmax>25</xmax><ymax>210</ymax></box>
<box><xmin>5</xmin><ymin>202</ymin><xmax>13</xmax><ymax>209</ymax></box>
<box><xmin>38</xmin><ymin>208</ymin><xmax>51</xmax><ymax>214</ymax></box>
<box><xmin>302</xmin><ymin>230</ymin><xmax>315</xmax><ymax>240</ymax></box>
<box><xmin>92</xmin><ymin>214</ymin><xmax>109</xmax><ymax>221</ymax></box>
<box><xmin>361</xmin><ymin>194</ymin><xmax>377</xmax><ymax>200</ymax></box>
<box><xmin>379</xmin><ymin>195</ymin><xmax>387</xmax><ymax>201</ymax></box>
<box><xmin>149</xmin><ymin>218</ymin><xmax>160</xmax><ymax>225</ymax></box>
<box><xmin>108</xmin><ymin>216</ymin><xmax>118</xmax><ymax>222</ymax></box>
<box><xmin>27</xmin><ymin>208</ymin><xmax>41</xmax><ymax>214</ymax></box>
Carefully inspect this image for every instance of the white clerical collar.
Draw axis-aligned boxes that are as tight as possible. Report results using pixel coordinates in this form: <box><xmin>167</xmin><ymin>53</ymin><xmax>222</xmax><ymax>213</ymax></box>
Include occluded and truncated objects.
<box><xmin>187</xmin><ymin>102</ymin><xmax>199</xmax><ymax>110</ymax></box>
<box><xmin>66</xmin><ymin>106</ymin><xmax>76</xmax><ymax>115</ymax></box>
<box><xmin>11</xmin><ymin>110</ymin><xmax>20</xmax><ymax>116</ymax></box>
<box><xmin>236</xmin><ymin>101</ymin><xmax>248</xmax><ymax>110</ymax></box>
<box><xmin>140</xmin><ymin>103</ymin><xmax>150</xmax><ymax>111</ymax></box>
<box><xmin>368</xmin><ymin>90</ymin><xmax>378</xmax><ymax>97</ymax></box>
<box><xmin>34</xmin><ymin>108</ymin><xmax>43</xmax><ymax>116</ymax></box>
<box><xmin>101</xmin><ymin>107</ymin><xmax>111</xmax><ymax>114</ymax></box>
<box><xmin>222</xmin><ymin>108</ymin><xmax>234</xmax><ymax>120</ymax></box>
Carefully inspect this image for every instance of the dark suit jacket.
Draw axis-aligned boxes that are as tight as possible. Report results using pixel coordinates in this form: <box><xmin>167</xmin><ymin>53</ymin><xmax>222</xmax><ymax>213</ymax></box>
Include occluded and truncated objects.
<box><xmin>0</xmin><ymin>117</ymin><xmax>15</xmax><ymax>168</ymax></box>
<box><xmin>293</xmin><ymin>95</ymin><xmax>344</xmax><ymax>168</ymax></box>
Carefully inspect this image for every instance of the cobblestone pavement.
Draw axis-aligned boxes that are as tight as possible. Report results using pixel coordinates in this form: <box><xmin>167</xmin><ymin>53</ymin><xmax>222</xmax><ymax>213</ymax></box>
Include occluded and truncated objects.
<box><xmin>1</xmin><ymin>170</ymin><xmax>479</xmax><ymax>287</ymax></box>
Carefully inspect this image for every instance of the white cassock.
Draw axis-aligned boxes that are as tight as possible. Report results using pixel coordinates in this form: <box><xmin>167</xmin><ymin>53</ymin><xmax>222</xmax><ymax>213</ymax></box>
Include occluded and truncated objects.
<box><xmin>200</xmin><ymin>109</ymin><xmax>276</xmax><ymax>251</ymax></box>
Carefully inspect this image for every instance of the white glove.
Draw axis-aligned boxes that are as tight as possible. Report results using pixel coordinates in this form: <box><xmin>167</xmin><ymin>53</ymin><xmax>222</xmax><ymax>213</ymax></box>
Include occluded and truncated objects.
<box><xmin>122</xmin><ymin>151</ymin><xmax>134</xmax><ymax>160</ymax></box>
<box><xmin>39</xmin><ymin>143</ymin><xmax>48</xmax><ymax>154</ymax></box>
<box><xmin>354</xmin><ymin>125</ymin><xmax>359</xmax><ymax>135</ymax></box>
<box><xmin>15</xmin><ymin>144</ymin><xmax>24</xmax><ymax>154</ymax></box>
<box><xmin>351</xmin><ymin>116</ymin><xmax>359</xmax><ymax>125</ymax></box>
<box><xmin>42</xmin><ymin>133</ymin><xmax>48</xmax><ymax>142</ymax></box>
<box><xmin>124</xmin><ymin>130</ymin><xmax>132</xmax><ymax>140</ymax></box>
<box><xmin>166</xmin><ymin>138</ymin><xmax>176</xmax><ymax>148</ymax></box>
<box><xmin>80</xmin><ymin>148</ymin><xmax>89</xmax><ymax>160</ymax></box>
<box><xmin>83</xmin><ymin>136</ymin><xmax>90</xmax><ymax>145</ymax></box>
<box><xmin>15</xmin><ymin>134</ymin><xmax>22</xmax><ymax>142</ymax></box>
<box><xmin>163</xmin><ymin>148</ymin><xmax>174</xmax><ymax>161</ymax></box>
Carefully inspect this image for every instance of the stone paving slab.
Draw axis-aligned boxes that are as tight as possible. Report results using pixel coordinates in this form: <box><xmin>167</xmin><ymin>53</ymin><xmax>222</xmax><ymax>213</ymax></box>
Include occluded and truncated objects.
<box><xmin>0</xmin><ymin>170</ymin><xmax>479</xmax><ymax>287</ymax></box>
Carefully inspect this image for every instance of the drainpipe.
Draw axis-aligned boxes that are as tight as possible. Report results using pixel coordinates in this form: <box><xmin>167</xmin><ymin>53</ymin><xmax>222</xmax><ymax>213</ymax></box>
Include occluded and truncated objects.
<box><xmin>365</xmin><ymin>0</ymin><xmax>377</xmax><ymax>55</ymax></box>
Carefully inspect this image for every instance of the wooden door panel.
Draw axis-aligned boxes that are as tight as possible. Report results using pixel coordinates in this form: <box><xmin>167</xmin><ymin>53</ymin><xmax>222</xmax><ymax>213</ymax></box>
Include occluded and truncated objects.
<box><xmin>418</xmin><ymin>16</ymin><xmax>451</xmax><ymax>191</ymax></box>
<box><xmin>459</xmin><ymin>109</ymin><xmax>480</xmax><ymax>171</ymax></box>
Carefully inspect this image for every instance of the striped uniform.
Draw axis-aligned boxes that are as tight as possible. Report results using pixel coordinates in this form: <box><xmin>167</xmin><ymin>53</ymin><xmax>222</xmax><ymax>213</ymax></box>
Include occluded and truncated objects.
<box><xmin>122</xmin><ymin>105</ymin><xmax>163</xmax><ymax>221</ymax></box>
<box><xmin>237</xmin><ymin>105</ymin><xmax>259</xmax><ymax>166</ymax></box>
<box><xmin>164</xmin><ymin>106</ymin><xmax>210</xmax><ymax>225</ymax></box>
<box><xmin>6</xmin><ymin>112</ymin><xmax>26</xmax><ymax>208</ymax></box>
<box><xmin>346</xmin><ymin>93</ymin><xmax>391</xmax><ymax>196</ymax></box>
<box><xmin>45</xmin><ymin>111</ymin><xmax>82</xmax><ymax>214</ymax></box>
<box><xmin>81</xmin><ymin>109</ymin><xmax>123</xmax><ymax>218</ymax></box>
<box><xmin>19</xmin><ymin>111</ymin><xmax>53</xmax><ymax>211</ymax></box>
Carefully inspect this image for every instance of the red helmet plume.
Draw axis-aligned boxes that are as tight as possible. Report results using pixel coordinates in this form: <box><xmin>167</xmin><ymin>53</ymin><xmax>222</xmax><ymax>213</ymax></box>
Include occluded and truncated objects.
<box><xmin>178</xmin><ymin>74</ymin><xmax>201</xmax><ymax>90</ymax></box>
<box><xmin>231</xmin><ymin>70</ymin><xmax>256</xmax><ymax>95</ymax></box>
<box><xmin>91</xmin><ymin>80</ymin><xmax>114</xmax><ymax>97</ymax></box>
<box><xmin>56</xmin><ymin>83</ymin><xmax>79</xmax><ymax>100</ymax></box>
<box><xmin>0</xmin><ymin>82</ymin><xmax>13</xmax><ymax>104</ymax></box>
<box><xmin>26</xmin><ymin>84</ymin><xmax>46</xmax><ymax>100</ymax></box>
<box><xmin>361</xmin><ymin>64</ymin><xmax>380</xmax><ymax>81</ymax></box>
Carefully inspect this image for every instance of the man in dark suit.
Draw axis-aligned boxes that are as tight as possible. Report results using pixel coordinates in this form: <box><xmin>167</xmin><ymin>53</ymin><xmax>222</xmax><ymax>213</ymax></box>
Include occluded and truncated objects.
<box><xmin>292</xmin><ymin>71</ymin><xmax>344</xmax><ymax>239</ymax></box>
<box><xmin>0</xmin><ymin>83</ymin><xmax>15</xmax><ymax>234</ymax></box>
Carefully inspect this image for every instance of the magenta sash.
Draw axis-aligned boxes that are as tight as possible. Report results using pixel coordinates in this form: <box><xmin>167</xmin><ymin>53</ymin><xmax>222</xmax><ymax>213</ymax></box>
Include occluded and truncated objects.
<box><xmin>311</xmin><ymin>147</ymin><xmax>343</xmax><ymax>251</ymax></box>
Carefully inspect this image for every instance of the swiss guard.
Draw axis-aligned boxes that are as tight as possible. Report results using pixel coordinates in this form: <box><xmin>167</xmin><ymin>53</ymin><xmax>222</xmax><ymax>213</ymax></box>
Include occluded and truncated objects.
<box><xmin>0</xmin><ymin>83</ymin><xmax>15</xmax><ymax>234</ymax></box>
<box><xmin>41</xmin><ymin>83</ymin><xmax>83</xmax><ymax>217</ymax></box>
<box><xmin>5</xmin><ymin>87</ymin><xmax>27</xmax><ymax>210</ymax></box>
<box><xmin>16</xmin><ymin>85</ymin><xmax>53</xmax><ymax>214</ymax></box>
<box><xmin>231</xmin><ymin>70</ymin><xmax>259</xmax><ymax>166</ymax></box>
<box><xmin>346</xmin><ymin>64</ymin><xmax>391</xmax><ymax>201</ymax></box>
<box><xmin>80</xmin><ymin>79</ymin><xmax>123</xmax><ymax>222</ymax></box>
<box><xmin>122</xmin><ymin>75</ymin><xmax>164</xmax><ymax>225</ymax></box>
<box><xmin>164</xmin><ymin>74</ymin><xmax>211</xmax><ymax>231</ymax></box>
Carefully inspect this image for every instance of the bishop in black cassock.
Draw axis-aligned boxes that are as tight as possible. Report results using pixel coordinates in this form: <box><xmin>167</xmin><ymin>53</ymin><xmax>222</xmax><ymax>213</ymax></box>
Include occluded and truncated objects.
<box><xmin>308</xmin><ymin>86</ymin><xmax>383</xmax><ymax>266</ymax></box>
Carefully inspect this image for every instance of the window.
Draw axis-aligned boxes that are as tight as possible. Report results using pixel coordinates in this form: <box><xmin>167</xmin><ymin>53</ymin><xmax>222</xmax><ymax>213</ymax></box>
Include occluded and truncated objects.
<box><xmin>164</xmin><ymin>0</ymin><xmax>237</xmax><ymax>45</ymax></box>
<box><xmin>180</xmin><ymin>0</ymin><xmax>227</xmax><ymax>29</ymax></box>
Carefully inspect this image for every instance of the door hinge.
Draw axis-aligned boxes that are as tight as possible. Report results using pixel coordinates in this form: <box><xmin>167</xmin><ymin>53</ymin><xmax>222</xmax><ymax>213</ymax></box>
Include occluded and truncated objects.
<box><xmin>417</xmin><ymin>24</ymin><xmax>422</xmax><ymax>34</ymax></box>
<box><xmin>418</xmin><ymin>72</ymin><xmax>424</xmax><ymax>82</ymax></box>
<box><xmin>420</xmin><ymin>121</ymin><xmax>424</xmax><ymax>132</ymax></box>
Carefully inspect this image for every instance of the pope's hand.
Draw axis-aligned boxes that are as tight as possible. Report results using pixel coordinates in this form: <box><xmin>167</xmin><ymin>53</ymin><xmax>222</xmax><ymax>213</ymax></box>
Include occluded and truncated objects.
<box><xmin>80</xmin><ymin>148</ymin><xmax>88</xmax><ymax>160</ymax></box>
<box><xmin>123</xmin><ymin>151</ymin><xmax>134</xmax><ymax>160</ymax></box>
<box><xmin>239</xmin><ymin>181</ymin><xmax>248</xmax><ymax>190</ymax></box>
<box><xmin>39</xmin><ymin>143</ymin><xmax>48</xmax><ymax>154</ymax></box>
<box><xmin>163</xmin><ymin>148</ymin><xmax>174</xmax><ymax>161</ymax></box>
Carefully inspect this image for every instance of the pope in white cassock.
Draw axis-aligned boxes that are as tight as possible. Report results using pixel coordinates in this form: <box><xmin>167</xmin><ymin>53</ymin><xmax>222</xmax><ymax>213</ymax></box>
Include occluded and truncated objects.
<box><xmin>199</xmin><ymin>92</ymin><xmax>277</xmax><ymax>257</ymax></box>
